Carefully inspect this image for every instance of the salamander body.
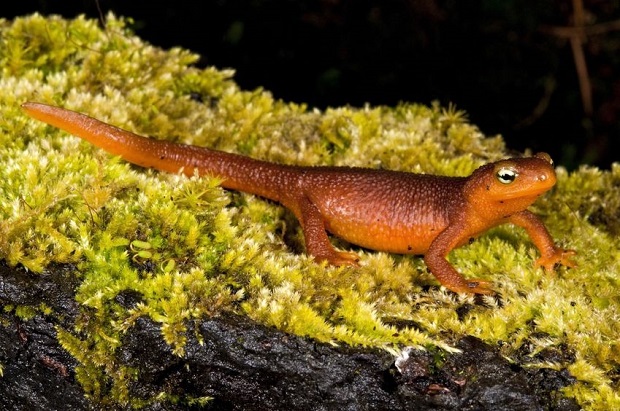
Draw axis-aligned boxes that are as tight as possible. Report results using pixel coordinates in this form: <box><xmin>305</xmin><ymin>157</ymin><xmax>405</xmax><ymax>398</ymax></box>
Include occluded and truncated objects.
<box><xmin>21</xmin><ymin>102</ymin><xmax>576</xmax><ymax>294</ymax></box>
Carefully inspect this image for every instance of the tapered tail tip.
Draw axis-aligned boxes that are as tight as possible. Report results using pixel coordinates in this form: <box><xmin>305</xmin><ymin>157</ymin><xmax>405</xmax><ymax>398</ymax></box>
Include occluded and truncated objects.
<box><xmin>21</xmin><ymin>101</ymin><xmax>48</xmax><ymax>116</ymax></box>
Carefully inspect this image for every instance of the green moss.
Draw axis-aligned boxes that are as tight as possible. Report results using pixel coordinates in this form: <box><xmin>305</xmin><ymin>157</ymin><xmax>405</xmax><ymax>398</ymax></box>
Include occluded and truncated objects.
<box><xmin>0</xmin><ymin>12</ymin><xmax>618</xmax><ymax>409</ymax></box>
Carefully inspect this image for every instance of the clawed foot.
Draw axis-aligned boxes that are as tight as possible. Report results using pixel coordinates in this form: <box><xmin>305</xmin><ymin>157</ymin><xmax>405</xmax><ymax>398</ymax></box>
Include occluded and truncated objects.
<box><xmin>315</xmin><ymin>249</ymin><xmax>360</xmax><ymax>267</ymax></box>
<box><xmin>535</xmin><ymin>247</ymin><xmax>577</xmax><ymax>271</ymax></box>
<box><xmin>443</xmin><ymin>278</ymin><xmax>495</xmax><ymax>295</ymax></box>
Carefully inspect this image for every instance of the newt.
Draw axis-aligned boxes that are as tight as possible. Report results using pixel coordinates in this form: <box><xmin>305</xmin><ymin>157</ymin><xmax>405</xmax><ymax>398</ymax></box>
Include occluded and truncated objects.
<box><xmin>21</xmin><ymin>102</ymin><xmax>576</xmax><ymax>294</ymax></box>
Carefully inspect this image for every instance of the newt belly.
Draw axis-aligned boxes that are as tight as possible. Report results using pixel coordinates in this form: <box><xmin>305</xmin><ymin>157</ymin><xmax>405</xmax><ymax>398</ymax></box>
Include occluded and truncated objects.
<box><xmin>21</xmin><ymin>102</ymin><xmax>576</xmax><ymax>294</ymax></box>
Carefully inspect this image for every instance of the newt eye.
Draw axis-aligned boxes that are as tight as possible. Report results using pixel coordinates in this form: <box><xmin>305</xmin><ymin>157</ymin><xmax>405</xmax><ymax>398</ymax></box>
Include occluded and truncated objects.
<box><xmin>496</xmin><ymin>167</ymin><xmax>517</xmax><ymax>184</ymax></box>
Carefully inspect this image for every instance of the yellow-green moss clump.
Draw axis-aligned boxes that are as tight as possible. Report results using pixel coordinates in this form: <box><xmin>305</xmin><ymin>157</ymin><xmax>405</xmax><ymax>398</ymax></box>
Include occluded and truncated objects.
<box><xmin>0</xmin><ymin>13</ymin><xmax>618</xmax><ymax>409</ymax></box>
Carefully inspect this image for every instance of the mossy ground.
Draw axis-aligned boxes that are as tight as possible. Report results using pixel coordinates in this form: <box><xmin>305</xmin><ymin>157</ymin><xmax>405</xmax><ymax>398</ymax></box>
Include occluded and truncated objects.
<box><xmin>0</xmin><ymin>13</ymin><xmax>618</xmax><ymax>409</ymax></box>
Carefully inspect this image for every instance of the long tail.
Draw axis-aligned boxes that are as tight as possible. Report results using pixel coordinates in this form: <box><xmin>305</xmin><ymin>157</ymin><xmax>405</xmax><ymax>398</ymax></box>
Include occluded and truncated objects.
<box><xmin>21</xmin><ymin>102</ymin><xmax>293</xmax><ymax>202</ymax></box>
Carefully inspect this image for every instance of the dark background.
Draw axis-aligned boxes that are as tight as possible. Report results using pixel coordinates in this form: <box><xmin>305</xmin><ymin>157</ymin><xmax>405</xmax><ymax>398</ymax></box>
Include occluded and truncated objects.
<box><xmin>3</xmin><ymin>0</ymin><xmax>620</xmax><ymax>170</ymax></box>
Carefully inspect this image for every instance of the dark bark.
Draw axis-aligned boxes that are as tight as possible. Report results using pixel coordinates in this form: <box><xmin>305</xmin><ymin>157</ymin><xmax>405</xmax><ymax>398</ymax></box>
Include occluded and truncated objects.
<box><xmin>0</xmin><ymin>262</ymin><xmax>579</xmax><ymax>410</ymax></box>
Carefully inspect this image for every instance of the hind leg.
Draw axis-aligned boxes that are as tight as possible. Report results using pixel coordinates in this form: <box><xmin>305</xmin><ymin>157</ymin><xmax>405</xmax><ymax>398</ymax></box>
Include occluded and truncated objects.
<box><xmin>296</xmin><ymin>197</ymin><xmax>359</xmax><ymax>266</ymax></box>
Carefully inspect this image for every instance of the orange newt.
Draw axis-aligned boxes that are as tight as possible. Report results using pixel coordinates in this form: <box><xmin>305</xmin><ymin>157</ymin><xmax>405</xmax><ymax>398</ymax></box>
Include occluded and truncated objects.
<box><xmin>21</xmin><ymin>102</ymin><xmax>576</xmax><ymax>294</ymax></box>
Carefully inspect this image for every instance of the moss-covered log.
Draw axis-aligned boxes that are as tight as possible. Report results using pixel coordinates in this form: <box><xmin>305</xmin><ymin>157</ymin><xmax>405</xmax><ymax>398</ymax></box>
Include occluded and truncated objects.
<box><xmin>0</xmin><ymin>13</ymin><xmax>618</xmax><ymax>409</ymax></box>
<box><xmin>1</xmin><ymin>262</ymin><xmax>580</xmax><ymax>410</ymax></box>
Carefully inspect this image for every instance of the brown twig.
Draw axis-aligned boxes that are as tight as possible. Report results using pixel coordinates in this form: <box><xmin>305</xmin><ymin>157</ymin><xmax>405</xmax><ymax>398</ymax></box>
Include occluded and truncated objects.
<box><xmin>570</xmin><ymin>0</ymin><xmax>593</xmax><ymax>115</ymax></box>
<box><xmin>541</xmin><ymin>19</ymin><xmax>620</xmax><ymax>38</ymax></box>
<box><xmin>542</xmin><ymin>0</ymin><xmax>620</xmax><ymax>116</ymax></box>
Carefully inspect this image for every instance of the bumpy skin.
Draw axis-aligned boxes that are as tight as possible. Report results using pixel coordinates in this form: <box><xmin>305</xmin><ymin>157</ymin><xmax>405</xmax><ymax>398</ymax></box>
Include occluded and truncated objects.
<box><xmin>21</xmin><ymin>102</ymin><xmax>576</xmax><ymax>294</ymax></box>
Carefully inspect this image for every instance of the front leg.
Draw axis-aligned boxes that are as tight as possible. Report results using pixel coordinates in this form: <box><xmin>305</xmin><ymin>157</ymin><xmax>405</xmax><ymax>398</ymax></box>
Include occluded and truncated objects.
<box><xmin>296</xmin><ymin>196</ymin><xmax>360</xmax><ymax>266</ymax></box>
<box><xmin>508</xmin><ymin>210</ymin><xmax>576</xmax><ymax>270</ymax></box>
<box><xmin>424</xmin><ymin>224</ymin><xmax>493</xmax><ymax>294</ymax></box>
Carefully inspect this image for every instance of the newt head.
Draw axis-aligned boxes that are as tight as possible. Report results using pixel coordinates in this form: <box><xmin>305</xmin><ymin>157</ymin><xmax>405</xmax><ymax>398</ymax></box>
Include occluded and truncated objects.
<box><xmin>464</xmin><ymin>152</ymin><xmax>557</xmax><ymax>216</ymax></box>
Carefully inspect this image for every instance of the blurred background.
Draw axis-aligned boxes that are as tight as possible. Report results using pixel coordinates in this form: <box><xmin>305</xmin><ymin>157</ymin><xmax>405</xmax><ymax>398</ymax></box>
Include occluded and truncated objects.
<box><xmin>3</xmin><ymin>0</ymin><xmax>620</xmax><ymax>170</ymax></box>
